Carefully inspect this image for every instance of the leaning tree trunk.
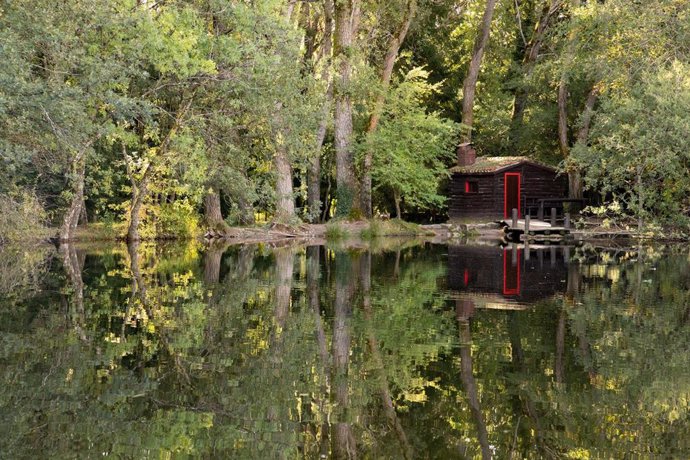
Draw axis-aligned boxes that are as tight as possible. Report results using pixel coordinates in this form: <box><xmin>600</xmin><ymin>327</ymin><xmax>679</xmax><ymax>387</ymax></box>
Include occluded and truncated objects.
<box><xmin>510</xmin><ymin>0</ymin><xmax>563</xmax><ymax>143</ymax></box>
<box><xmin>127</xmin><ymin>167</ymin><xmax>151</xmax><ymax>243</ymax></box>
<box><xmin>126</xmin><ymin>96</ymin><xmax>194</xmax><ymax>242</ymax></box>
<box><xmin>559</xmin><ymin>82</ymin><xmax>598</xmax><ymax>199</ymax></box>
<box><xmin>59</xmin><ymin>140</ymin><xmax>95</xmax><ymax>242</ymax></box>
<box><xmin>308</xmin><ymin>0</ymin><xmax>335</xmax><ymax>222</ymax></box>
<box><xmin>333</xmin><ymin>0</ymin><xmax>361</xmax><ymax>218</ymax></box>
<box><xmin>460</xmin><ymin>0</ymin><xmax>499</xmax><ymax>144</ymax></box>
<box><xmin>361</xmin><ymin>0</ymin><xmax>417</xmax><ymax>218</ymax></box>
<box><xmin>60</xmin><ymin>156</ymin><xmax>86</xmax><ymax>242</ymax></box>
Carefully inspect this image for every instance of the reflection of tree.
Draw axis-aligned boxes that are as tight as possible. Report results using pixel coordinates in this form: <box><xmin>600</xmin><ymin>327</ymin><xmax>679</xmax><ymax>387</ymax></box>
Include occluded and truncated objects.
<box><xmin>332</xmin><ymin>250</ymin><xmax>357</xmax><ymax>459</ymax></box>
<box><xmin>361</xmin><ymin>251</ymin><xmax>413</xmax><ymax>460</ymax></box>
<box><xmin>203</xmin><ymin>241</ymin><xmax>229</xmax><ymax>284</ymax></box>
<box><xmin>457</xmin><ymin>303</ymin><xmax>492</xmax><ymax>460</ymax></box>
<box><xmin>59</xmin><ymin>242</ymin><xmax>86</xmax><ymax>341</ymax></box>
<box><xmin>4</xmin><ymin>243</ymin><xmax>688</xmax><ymax>458</ymax></box>
<box><xmin>307</xmin><ymin>245</ymin><xmax>331</xmax><ymax>457</ymax></box>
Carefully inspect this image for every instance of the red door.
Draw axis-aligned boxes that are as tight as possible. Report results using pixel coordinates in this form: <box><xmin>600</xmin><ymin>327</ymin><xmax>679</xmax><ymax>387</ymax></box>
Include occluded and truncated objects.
<box><xmin>503</xmin><ymin>248</ymin><xmax>520</xmax><ymax>296</ymax></box>
<box><xmin>504</xmin><ymin>173</ymin><xmax>521</xmax><ymax>218</ymax></box>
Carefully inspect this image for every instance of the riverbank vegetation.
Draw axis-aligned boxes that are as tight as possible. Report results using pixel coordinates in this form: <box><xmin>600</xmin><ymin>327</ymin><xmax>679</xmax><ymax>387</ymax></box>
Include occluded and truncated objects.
<box><xmin>1</xmin><ymin>0</ymin><xmax>689</xmax><ymax>243</ymax></box>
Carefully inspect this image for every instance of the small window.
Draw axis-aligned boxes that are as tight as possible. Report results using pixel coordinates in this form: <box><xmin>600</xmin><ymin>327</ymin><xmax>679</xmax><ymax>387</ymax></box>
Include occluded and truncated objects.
<box><xmin>465</xmin><ymin>180</ymin><xmax>479</xmax><ymax>194</ymax></box>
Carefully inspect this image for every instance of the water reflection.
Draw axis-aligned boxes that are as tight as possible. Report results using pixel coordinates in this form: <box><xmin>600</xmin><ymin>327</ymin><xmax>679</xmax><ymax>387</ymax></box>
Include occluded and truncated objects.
<box><xmin>0</xmin><ymin>241</ymin><xmax>688</xmax><ymax>458</ymax></box>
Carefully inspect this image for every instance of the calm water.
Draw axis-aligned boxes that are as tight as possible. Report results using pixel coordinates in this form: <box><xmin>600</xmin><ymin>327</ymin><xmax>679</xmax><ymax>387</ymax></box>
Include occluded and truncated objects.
<box><xmin>1</xmin><ymin>240</ymin><xmax>688</xmax><ymax>459</ymax></box>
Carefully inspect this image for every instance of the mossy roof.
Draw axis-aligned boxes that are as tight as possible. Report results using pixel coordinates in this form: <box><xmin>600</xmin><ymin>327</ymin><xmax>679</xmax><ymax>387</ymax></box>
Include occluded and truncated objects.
<box><xmin>450</xmin><ymin>156</ymin><xmax>556</xmax><ymax>175</ymax></box>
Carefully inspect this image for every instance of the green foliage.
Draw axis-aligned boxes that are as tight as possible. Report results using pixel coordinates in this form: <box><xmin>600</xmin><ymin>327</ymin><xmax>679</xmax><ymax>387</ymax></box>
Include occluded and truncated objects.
<box><xmin>0</xmin><ymin>191</ymin><xmax>48</xmax><ymax>243</ymax></box>
<box><xmin>359</xmin><ymin>68</ymin><xmax>459</xmax><ymax>215</ymax></box>
<box><xmin>573</xmin><ymin>62</ymin><xmax>690</xmax><ymax>228</ymax></box>
<box><xmin>325</xmin><ymin>221</ymin><xmax>350</xmax><ymax>240</ymax></box>
<box><xmin>1</xmin><ymin>0</ymin><xmax>689</xmax><ymax>235</ymax></box>
<box><xmin>360</xmin><ymin>218</ymin><xmax>426</xmax><ymax>239</ymax></box>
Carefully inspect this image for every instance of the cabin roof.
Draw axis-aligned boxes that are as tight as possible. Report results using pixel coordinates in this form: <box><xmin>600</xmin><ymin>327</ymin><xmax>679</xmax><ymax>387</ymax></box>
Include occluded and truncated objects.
<box><xmin>450</xmin><ymin>156</ymin><xmax>556</xmax><ymax>175</ymax></box>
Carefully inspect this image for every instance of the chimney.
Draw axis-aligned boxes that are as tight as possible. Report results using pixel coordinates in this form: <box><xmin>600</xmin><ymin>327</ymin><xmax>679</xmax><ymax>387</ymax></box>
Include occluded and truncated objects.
<box><xmin>456</xmin><ymin>142</ymin><xmax>476</xmax><ymax>166</ymax></box>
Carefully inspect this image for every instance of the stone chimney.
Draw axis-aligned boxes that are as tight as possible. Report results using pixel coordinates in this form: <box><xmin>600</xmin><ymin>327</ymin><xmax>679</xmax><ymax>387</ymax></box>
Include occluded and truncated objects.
<box><xmin>456</xmin><ymin>142</ymin><xmax>476</xmax><ymax>166</ymax></box>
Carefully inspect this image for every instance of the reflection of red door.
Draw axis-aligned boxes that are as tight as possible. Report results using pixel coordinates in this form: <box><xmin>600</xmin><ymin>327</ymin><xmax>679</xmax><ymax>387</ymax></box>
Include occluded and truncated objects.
<box><xmin>503</xmin><ymin>249</ymin><xmax>520</xmax><ymax>296</ymax></box>
<box><xmin>504</xmin><ymin>173</ymin><xmax>521</xmax><ymax>218</ymax></box>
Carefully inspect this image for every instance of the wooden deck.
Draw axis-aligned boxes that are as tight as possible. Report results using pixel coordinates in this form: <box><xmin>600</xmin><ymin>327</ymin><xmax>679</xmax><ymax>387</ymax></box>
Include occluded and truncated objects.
<box><xmin>500</xmin><ymin>218</ymin><xmax>571</xmax><ymax>241</ymax></box>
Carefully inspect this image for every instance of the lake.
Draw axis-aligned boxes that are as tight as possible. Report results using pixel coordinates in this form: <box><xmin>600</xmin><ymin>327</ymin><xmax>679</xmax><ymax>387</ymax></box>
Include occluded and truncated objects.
<box><xmin>1</xmin><ymin>239</ymin><xmax>688</xmax><ymax>458</ymax></box>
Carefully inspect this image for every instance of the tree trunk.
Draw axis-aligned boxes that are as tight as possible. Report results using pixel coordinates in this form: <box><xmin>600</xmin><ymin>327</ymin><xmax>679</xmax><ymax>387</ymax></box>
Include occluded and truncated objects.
<box><xmin>127</xmin><ymin>168</ymin><xmax>150</xmax><ymax>243</ymax></box>
<box><xmin>285</xmin><ymin>0</ymin><xmax>298</xmax><ymax>21</ymax></box>
<box><xmin>510</xmin><ymin>0</ymin><xmax>563</xmax><ymax>142</ymax></box>
<box><xmin>557</xmin><ymin>78</ymin><xmax>569</xmax><ymax>157</ymax></box>
<box><xmin>393</xmin><ymin>190</ymin><xmax>402</xmax><ymax>219</ymax></box>
<box><xmin>308</xmin><ymin>0</ymin><xmax>335</xmax><ymax>222</ymax></box>
<box><xmin>361</xmin><ymin>0</ymin><xmax>417</xmax><ymax>217</ymax></box>
<box><xmin>333</xmin><ymin>0</ymin><xmax>361</xmax><ymax>218</ymax></box>
<box><xmin>560</xmin><ymin>84</ymin><xmax>598</xmax><ymax>199</ymax></box>
<box><xmin>59</xmin><ymin>140</ymin><xmax>95</xmax><ymax>242</ymax></box>
<box><xmin>238</xmin><ymin>194</ymin><xmax>255</xmax><ymax>226</ymax></box>
<box><xmin>204</xmin><ymin>190</ymin><xmax>225</xmax><ymax>229</ymax></box>
<box><xmin>460</xmin><ymin>0</ymin><xmax>499</xmax><ymax>143</ymax></box>
<box><xmin>126</xmin><ymin>96</ymin><xmax>194</xmax><ymax>242</ymax></box>
<box><xmin>60</xmin><ymin>156</ymin><xmax>86</xmax><ymax>242</ymax></box>
<box><xmin>274</xmin><ymin>141</ymin><xmax>296</xmax><ymax>222</ymax></box>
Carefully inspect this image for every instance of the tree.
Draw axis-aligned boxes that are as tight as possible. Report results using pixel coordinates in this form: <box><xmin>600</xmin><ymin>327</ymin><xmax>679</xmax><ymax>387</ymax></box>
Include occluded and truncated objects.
<box><xmin>573</xmin><ymin>62</ymin><xmax>690</xmax><ymax>229</ymax></box>
<box><xmin>333</xmin><ymin>0</ymin><xmax>362</xmax><ymax>218</ymax></box>
<box><xmin>459</xmin><ymin>0</ymin><xmax>499</xmax><ymax>145</ymax></box>
<box><xmin>361</xmin><ymin>0</ymin><xmax>418</xmax><ymax>218</ymax></box>
<box><xmin>359</xmin><ymin>68</ymin><xmax>458</xmax><ymax>217</ymax></box>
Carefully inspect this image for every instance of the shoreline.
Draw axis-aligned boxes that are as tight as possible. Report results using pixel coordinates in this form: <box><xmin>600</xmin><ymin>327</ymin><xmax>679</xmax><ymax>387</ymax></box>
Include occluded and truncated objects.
<box><xmin>3</xmin><ymin>217</ymin><xmax>688</xmax><ymax>248</ymax></box>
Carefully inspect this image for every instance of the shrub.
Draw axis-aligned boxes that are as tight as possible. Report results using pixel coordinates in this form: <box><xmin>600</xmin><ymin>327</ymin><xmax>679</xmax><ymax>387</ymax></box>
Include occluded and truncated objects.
<box><xmin>0</xmin><ymin>191</ymin><xmax>49</xmax><ymax>243</ymax></box>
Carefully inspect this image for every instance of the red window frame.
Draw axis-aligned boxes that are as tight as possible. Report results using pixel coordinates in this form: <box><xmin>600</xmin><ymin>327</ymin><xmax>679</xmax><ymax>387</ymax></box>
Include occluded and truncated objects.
<box><xmin>503</xmin><ymin>172</ymin><xmax>521</xmax><ymax>218</ymax></box>
<box><xmin>464</xmin><ymin>180</ymin><xmax>478</xmax><ymax>194</ymax></box>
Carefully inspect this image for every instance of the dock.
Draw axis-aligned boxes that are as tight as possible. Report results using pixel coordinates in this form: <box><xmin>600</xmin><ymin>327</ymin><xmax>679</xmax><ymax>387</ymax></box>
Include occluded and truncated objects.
<box><xmin>500</xmin><ymin>209</ymin><xmax>572</xmax><ymax>242</ymax></box>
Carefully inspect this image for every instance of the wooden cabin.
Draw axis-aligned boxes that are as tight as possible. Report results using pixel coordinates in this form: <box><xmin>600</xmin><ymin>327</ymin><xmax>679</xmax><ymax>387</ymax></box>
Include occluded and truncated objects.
<box><xmin>449</xmin><ymin>144</ymin><xmax>568</xmax><ymax>220</ymax></box>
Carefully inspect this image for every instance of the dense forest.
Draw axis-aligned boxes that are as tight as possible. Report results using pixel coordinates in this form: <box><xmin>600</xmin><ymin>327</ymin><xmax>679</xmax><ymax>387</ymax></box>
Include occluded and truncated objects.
<box><xmin>1</xmin><ymin>0</ymin><xmax>689</xmax><ymax>242</ymax></box>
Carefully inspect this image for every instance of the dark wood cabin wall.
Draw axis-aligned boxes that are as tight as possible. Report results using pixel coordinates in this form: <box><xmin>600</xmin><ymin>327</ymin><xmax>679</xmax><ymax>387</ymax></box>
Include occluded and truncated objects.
<box><xmin>513</xmin><ymin>164</ymin><xmax>569</xmax><ymax>215</ymax></box>
<box><xmin>449</xmin><ymin>163</ymin><xmax>568</xmax><ymax>219</ymax></box>
<box><xmin>448</xmin><ymin>174</ymin><xmax>496</xmax><ymax>219</ymax></box>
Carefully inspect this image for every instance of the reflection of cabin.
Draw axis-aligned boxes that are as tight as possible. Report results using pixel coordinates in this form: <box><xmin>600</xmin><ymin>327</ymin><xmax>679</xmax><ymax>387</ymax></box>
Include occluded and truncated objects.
<box><xmin>447</xmin><ymin>245</ymin><xmax>570</xmax><ymax>314</ymax></box>
<box><xmin>449</xmin><ymin>144</ymin><xmax>568</xmax><ymax>220</ymax></box>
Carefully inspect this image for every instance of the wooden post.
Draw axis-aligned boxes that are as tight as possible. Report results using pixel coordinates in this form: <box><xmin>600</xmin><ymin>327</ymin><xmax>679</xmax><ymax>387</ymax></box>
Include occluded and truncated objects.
<box><xmin>525</xmin><ymin>240</ymin><xmax>530</xmax><ymax>261</ymax></box>
<box><xmin>550</xmin><ymin>246</ymin><xmax>556</xmax><ymax>267</ymax></box>
<box><xmin>564</xmin><ymin>213</ymin><xmax>570</xmax><ymax>229</ymax></box>
<box><xmin>525</xmin><ymin>214</ymin><xmax>530</xmax><ymax>234</ymax></box>
<box><xmin>538</xmin><ymin>203</ymin><xmax>544</xmax><ymax>221</ymax></box>
<box><xmin>564</xmin><ymin>246</ymin><xmax>570</xmax><ymax>263</ymax></box>
<box><xmin>512</xmin><ymin>208</ymin><xmax>518</xmax><ymax>229</ymax></box>
<box><xmin>512</xmin><ymin>243</ymin><xmax>518</xmax><ymax>267</ymax></box>
<box><xmin>550</xmin><ymin>207</ymin><xmax>557</xmax><ymax>226</ymax></box>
